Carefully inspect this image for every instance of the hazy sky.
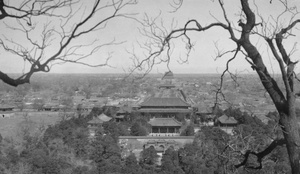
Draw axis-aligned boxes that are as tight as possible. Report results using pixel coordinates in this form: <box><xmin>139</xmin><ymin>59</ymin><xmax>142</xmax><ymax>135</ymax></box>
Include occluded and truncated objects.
<box><xmin>1</xmin><ymin>0</ymin><xmax>300</xmax><ymax>75</ymax></box>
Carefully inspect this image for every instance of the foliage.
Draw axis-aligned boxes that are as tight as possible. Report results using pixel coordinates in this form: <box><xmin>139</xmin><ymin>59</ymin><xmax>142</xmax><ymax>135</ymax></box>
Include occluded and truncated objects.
<box><xmin>200</xmin><ymin>126</ymin><xmax>230</xmax><ymax>151</ymax></box>
<box><xmin>4</xmin><ymin>146</ymin><xmax>20</xmax><ymax>167</ymax></box>
<box><xmin>102</xmin><ymin>106</ymin><xmax>118</xmax><ymax>117</ymax></box>
<box><xmin>180</xmin><ymin>124</ymin><xmax>195</xmax><ymax>136</ymax></box>
<box><xmin>178</xmin><ymin>142</ymin><xmax>217</xmax><ymax>174</ymax></box>
<box><xmin>90</xmin><ymin>135</ymin><xmax>122</xmax><ymax>174</ymax></box>
<box><xmin>175</xmin><ymin>113</ymin><xmax>186</xmax><ymax>122</ymax></box>
<box><xmin>139</xmin><ymin>146</ymin><xmax>159</xmax><ymax>172</ymax></box>
<box><xmin>32</xmin><ymin>98</ymin><xmax>45</xmax><ymax>111</ymax></box>
<box><xmin>59</xmin><ymin>95</ymin><xmax>74</xmax><ymax>109</ymax></box>
<box><xmin>177</xmin><ymin>127</ymin><xmax>232</xmax><ymax>173</ymax></box>
<box><xmin>82</xmin><ymin>85</ymin><xmax>92</xmax><ymax>99</ymax></box>
<box><xmin>42</xmin><ymin>115</ymin><xmax>92</xmax><ymax>160</ymax></box>
<box><xmin>160</xmin><ymin>148</ymin><xmax>184</xmax><ymax>174</ymax></box>
<box><xmin>130</xmin><ymin>122</ymin><xmax>148</xmax><ymax>136</ymax></box>
<box><xmin>71</xmin><ymin>128</ymin><xmax>90</xmax><ymax>158</ymax></box>
<box><xmin>296</xmin><ymin>108</ymin><xmax>300</xmax><ymax>117</ymax></box>
<box><xmin>122</xmin><ymin>153</ymin><xmax>142</xmax><ymax>174</ymax></box>
<box><xmin>102</xmin><ymin>121</ymin><xmax>130</xmax><ymax>140</ymax></box>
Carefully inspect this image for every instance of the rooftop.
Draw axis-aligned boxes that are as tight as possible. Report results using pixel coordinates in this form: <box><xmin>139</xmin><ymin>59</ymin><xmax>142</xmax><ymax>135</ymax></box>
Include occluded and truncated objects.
<box><xmin>119</xmin><ymin>136</ymin><xmax>194</xmax><ymax>139</ymax></box>
<box><xmin>138</xmin><ymin>108</ymin><xmax>192</xmax><ymax>113</ymax></box>
<box><xmin>140</xmin><ymin>97</ymin><xmax>190</xmax><ymax>107</ymax></box>
<box><xmin>158</xmin><ymin>84</ymin><xmax>176</xmax><ymax>89</ymax></box>
<box><xmin>98</xmin><ymin>113</ymin><xmax>112</xmax><ymax>122</ymax></box>
<box><xmin>148</xmin><ymin>117</ymin><xmax>182</xmax><ymax>127</ymax></box>
<box><xmin>88</xmin><ymin>113</ymin><xmax>112</xmax><ymax>124</ymax></box>
<box><xmin>217</xmin><ymin>114</ymin><xmax>238</xmax><ymax>124</ymax></box>
<box><xmin>87</xmin><ymin>117</ymin><xmax>105</xmax><ymax>124</ymax></box>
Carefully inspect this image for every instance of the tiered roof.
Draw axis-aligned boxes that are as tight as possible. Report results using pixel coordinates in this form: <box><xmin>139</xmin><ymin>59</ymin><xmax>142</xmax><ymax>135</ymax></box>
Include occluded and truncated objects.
<box><xmin>88</xmin><ymin>113</ymin><xmax>112</xmax><ymax>124</ymax></box>
<box><xmin>138</xmin><ymin>108</ymin><xmax>192</xmax><ymax>113</ymax></box>
<box><xmin>148</xmin><ymin>117</ymin><xmax>182</xmax><ymax>127</ymax></box>
<box><xmin>140</xmin><ymin>97</ymin><xmax>190</xmax><ymax>107</ymax></box>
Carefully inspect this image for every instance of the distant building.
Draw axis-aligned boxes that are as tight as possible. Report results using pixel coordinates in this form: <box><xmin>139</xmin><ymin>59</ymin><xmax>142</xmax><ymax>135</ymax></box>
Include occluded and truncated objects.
<box><xmin>148</xmin><ymin>117</ymin><xmax>182</xmax><ymax>137</ymax></box>
<box><xmin>159</xmin><ymin>71</ymin><xmax>175</xmax><ymax>88</ymax></box>
<box><xmin>97</xmin><ymin>113</ymin><xmax>112</xmax><ymax>122</ymax></box>
<box><xmin>138</xmin><ymin>97</ymin><xmax>192</xmax><ymax>118</ymax></box>
<box><xmin>0</xmin><ymin>104</ymin><xmax>15</xmax><ymax>118</ymax></box>
<box><xmin>119</xmin><ymin>71</ymin><xmax>195</xmax><ymax>164</ymax></box>
<box><xmin>161</xmin><ymin>71</ymin><xmax>174</xmax><ymax>80</ymax></box>
<box><xmin>215</xmin><ymin>114</ymin><xmax>238</xmax><ymax>134</ymax></box>
<box><xmin>114</xmin><ymin>107</ymin><xmax>131</xmax><ymax>122</ymax></box>
<box><xmin>194</xmin><ymin>104</ymin><xmax>215</xmax><ymax>125</ymax></box>
<box><xmin>43</xmin><ymin>103</ymin><xmax>60</xmax><ymax>111</ymax></box>
<box><xmin>158</xmin><ymin>84</ymin><xmax>176</xmax><ymax>89</ymax></box>
<box><xmin>87</xmin><ymin>113</ymin><xmax>112</xmax><ymax>137</ymax></box>
<box><xmin>0</xmin><ymin>104</ymin><xmax>14</xmax><ymax>112</ymax></box>
<box><xmin>76</xmin><ymin>103</ymin><xmax>94</xmax><ymax>112</ymax></box>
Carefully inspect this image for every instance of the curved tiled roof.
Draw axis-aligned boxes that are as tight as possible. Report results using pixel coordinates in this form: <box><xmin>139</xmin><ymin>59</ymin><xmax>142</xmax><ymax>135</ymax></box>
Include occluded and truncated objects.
<box><xmin>138</xmin><ymin>108</ymin><xmax>192</xmax><ymax>113</ymax></box>
<box><xmin>88</xmin><ymin>113</ymin><xmax>112</xmax><ymax>124</ymax></box>
<box><xmin>217</xmin><ymin>114</ymin><xmax>238</xmax><ymax>124</ymax></box>
<box><xmin>140</xmin><ymin>97</ymin><xmax>190</xmax><ymax>107</ymax></box>
<box><xmin>98</xmin><ymin>113</ymin><xmax>112</xmax><ymax>122</ymax></box>
<box><xmin>148</xmin><ymin>117</ymin><xmax>182</xmax><ymax>127</ymax></box>
<box><xmin>87</xmin><ymin>117</ymin><xmax>104</xmax><ymax>124</ymax></box>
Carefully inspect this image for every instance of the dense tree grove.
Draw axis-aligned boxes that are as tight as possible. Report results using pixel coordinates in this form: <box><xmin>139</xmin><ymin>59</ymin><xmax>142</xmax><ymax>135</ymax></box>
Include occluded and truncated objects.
<box><xmin>0</xmin><ymin>105</ymin><xmax>294</xmax><ymax>173</ymax></box>
<box><xmin>130</xmin><ymin>122</ymin><xmax>148</xmax><ymax>136</ymax></box>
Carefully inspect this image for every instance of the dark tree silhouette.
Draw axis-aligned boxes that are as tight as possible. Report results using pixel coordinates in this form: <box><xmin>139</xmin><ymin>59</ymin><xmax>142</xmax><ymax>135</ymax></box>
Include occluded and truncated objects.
<box><xmin>132</xmin><ymin>0</ymin><xmax>300</xmax><ymax>173</ymax></box>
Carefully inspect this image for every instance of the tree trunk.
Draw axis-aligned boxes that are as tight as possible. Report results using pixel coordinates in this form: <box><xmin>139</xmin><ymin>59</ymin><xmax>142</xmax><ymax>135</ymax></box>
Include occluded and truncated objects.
<box><xmin>279</xmin><ymin>96</ymin><xmax>300</xmax><ymax>173</ymax></box>
<box><xmin>240</xmin><ymin>28</ymin><xmax>300</xmax><ymax>173</ymax></box>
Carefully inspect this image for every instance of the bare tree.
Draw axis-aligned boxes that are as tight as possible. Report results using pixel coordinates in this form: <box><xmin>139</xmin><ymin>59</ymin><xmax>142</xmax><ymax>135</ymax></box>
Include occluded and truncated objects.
<box><xmin>131</xmin><ymin>0</ymin><xmax>300</xmax><ymax>173</ymax></box>
<box><xmin>0</xmin><ymin>0</ymin><xmax>137</xmax><ymax>86</ymax></box>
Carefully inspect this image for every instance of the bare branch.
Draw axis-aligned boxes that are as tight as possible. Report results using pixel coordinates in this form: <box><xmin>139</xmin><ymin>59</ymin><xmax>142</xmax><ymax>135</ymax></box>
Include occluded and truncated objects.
<box><xmin>235</xmin><ymin>138</ymin><xmax>286</xmax><ymax>169</ymax></box>
<box><xmin>0</xmin><ymin>0</ymin><xmax>137</xmax><ymax>86</ymax></box>
<box><xmin>169</xmin><ymin>0</ymin><xmax>183</xmax><ymax>13</ymax></box>
<box><xmin>213</xmin><ymin>45</ymin><xmax>240</xmax><ymax>108</ymax></box>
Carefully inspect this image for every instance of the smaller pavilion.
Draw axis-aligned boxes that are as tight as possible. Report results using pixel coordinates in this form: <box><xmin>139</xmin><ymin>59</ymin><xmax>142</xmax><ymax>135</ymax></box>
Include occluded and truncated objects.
<box><xmin>87</xmin><ymin>113</ymin><xmax>112</xmax><ymax>137</ymax></box>
<box><xmin>215</xmin><ymin>114</ymin><xmax>238</xmax><ymax>135</ymax></box>
<box><xmin>148</xmin><ymin>117</ymin><xmax>182</xmax><ymax>136</ymax></box>
<box><xmin>215</xmin><ymin>114</ymin><xmax>238</xmax><ymax>127</ymax></box>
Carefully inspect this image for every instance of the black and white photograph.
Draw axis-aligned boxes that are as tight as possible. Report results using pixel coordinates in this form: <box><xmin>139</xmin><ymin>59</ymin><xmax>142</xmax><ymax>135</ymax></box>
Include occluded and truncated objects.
<box><xmin>0</xmin><ymin>0</ymin><xmax>300</xmax><ymax>173</ymax></box>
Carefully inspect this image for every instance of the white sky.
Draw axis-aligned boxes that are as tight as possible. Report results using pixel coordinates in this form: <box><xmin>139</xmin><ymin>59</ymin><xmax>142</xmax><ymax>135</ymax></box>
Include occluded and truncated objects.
<box><xmin>1</xmin><ymin>0</ymin><xmax>300</xmax><ymax>75</ymax></box>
